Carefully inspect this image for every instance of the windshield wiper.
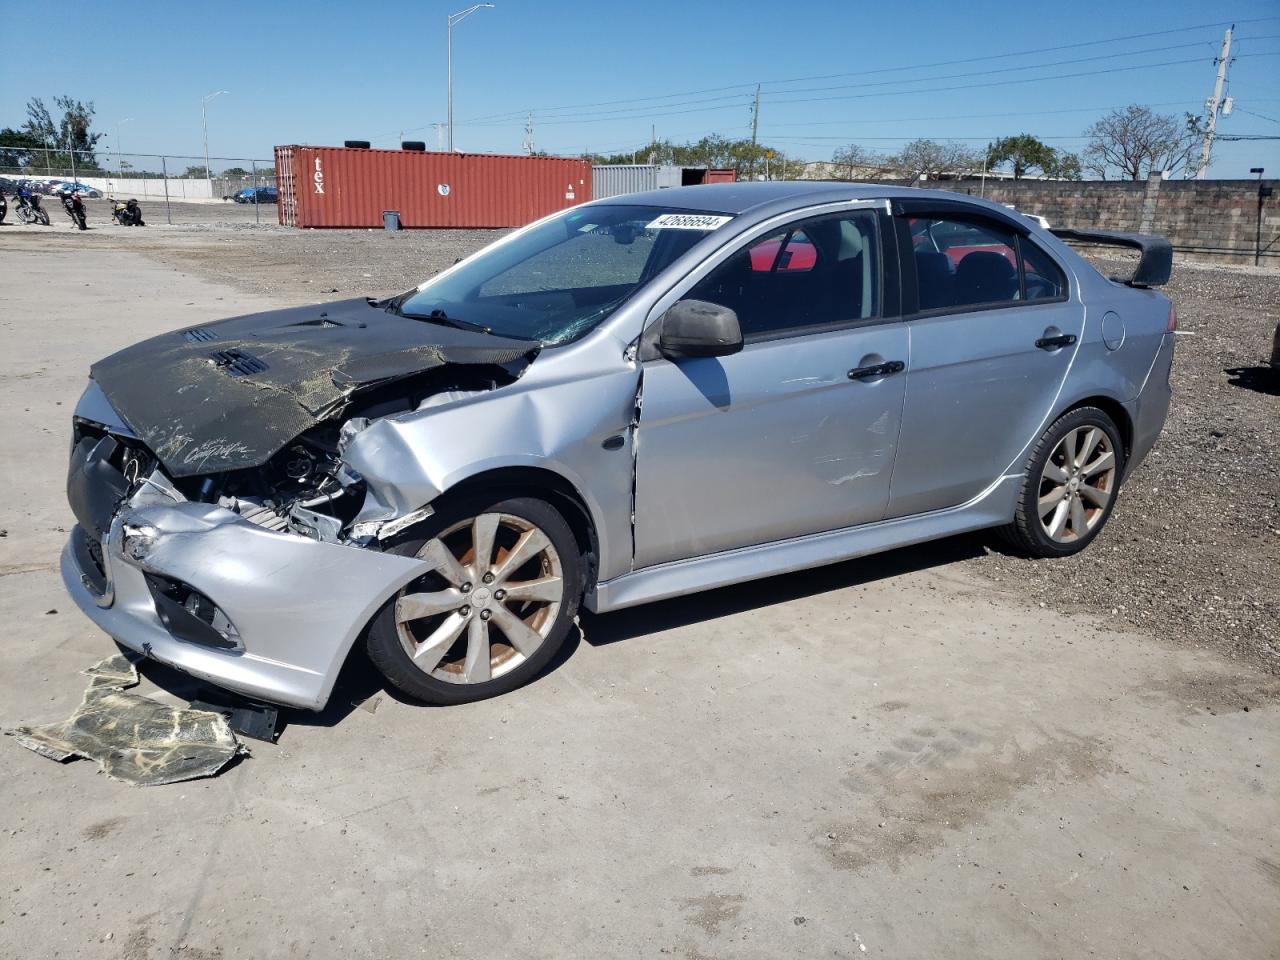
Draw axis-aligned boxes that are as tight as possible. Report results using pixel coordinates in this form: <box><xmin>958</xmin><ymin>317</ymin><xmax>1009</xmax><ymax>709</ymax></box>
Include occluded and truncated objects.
<box><xmin>400</xmin><ymin>307</ymin><xmax>493</xmax><ymax>335</ymax></box>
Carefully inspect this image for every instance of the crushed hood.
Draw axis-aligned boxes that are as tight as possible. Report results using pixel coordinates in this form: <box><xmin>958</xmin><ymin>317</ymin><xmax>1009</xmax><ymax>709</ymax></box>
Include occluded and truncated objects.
<box><xmin>90</xmin><ymin>297</ymin><xmax>535</xmax><ymax>476</ymax></box>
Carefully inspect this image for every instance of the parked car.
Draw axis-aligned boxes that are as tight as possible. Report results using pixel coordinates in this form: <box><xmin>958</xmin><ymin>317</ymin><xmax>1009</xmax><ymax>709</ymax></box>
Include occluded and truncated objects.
<box><xmin>61</xmin><ymin>183</ymin><xmax>1176</xmax><ymax>710</ymax></box>
<box><xmin>233</xmin><ymin>186</ymin><xmax>277</xmax><ymax>204</ymax></box>
<box><xmin>56</xmin><ymin>181</ymin><xmax>102</xmax><ymax>198</ymax></box>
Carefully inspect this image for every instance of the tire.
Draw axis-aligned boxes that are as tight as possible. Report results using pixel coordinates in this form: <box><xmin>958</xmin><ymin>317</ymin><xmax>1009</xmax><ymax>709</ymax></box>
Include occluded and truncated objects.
<box><xmin>366</xmin><ymin>494</ymin><xmax>582</xmax><ymax>705</ymax></box>
<box><xmin>1000</xmin><ymin>406</ymin><xmax>1126</xmax><ymax>558</ymax></box>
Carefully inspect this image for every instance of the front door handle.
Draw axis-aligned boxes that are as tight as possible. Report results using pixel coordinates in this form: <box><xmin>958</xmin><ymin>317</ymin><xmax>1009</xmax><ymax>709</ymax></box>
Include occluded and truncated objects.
<box><xmin>848</xmin><ymin>360</ymin><xmax>905</xmax><ymax>380</ymax></box>
<box><xmin>1035</xmin><ymin>334</ymin><xmax>1077</xmax><ymax>350</ymax></box>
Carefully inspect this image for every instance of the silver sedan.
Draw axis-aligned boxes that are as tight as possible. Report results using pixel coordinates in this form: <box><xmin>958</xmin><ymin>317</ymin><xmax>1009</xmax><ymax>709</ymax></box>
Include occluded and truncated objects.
<box><xmin>62</xmin><ymin>183</ymin><xmax>1175</xmax><ymax>708</ymax></box>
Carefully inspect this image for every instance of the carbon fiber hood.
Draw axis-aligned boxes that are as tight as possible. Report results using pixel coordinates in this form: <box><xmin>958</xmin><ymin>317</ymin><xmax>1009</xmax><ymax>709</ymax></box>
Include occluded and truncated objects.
<box><xmin>89</xmin><ymin>297</ymin><xmax>536</xmax><ymax>477</ymax></box>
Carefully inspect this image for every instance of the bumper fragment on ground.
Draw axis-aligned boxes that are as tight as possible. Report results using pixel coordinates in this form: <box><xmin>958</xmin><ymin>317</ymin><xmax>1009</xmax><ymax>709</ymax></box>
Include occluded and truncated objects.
<box><xmin>6</xmin><ymin>653</ymin><xmax>246</xmax><ymax>786</ymax></box>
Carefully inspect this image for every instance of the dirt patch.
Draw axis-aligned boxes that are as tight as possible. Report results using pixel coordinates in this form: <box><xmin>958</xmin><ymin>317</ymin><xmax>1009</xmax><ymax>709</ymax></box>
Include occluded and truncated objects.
<box><xmin>821</xmin><ymin>725</ymin><xmax>1112</xmax><ymax>872</ymax></box>
<box><xmin>82</xmin><ymin>816</ymin><xmax>127</xmax><ymax>841</ymax></box>
<box><xmin>680</xmin><ymin>893</ymin><xmax>745</xmax><ymax>936</ymax></box>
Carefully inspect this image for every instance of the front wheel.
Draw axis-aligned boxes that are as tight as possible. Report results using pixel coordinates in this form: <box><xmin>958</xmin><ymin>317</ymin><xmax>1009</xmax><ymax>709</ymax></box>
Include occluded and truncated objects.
<box><xmin>36</xmin><ymin>209</ymin><xmax>49</xmax><ymax>225</ymax></box>
<box><xmin>366</xmin><ymin>495</ymin><xmax>582</xmax><ymax>705</ymax></box>
<box><xmin>1000</xmin><ymin>406</ymin><xmax>1126</xmax><ymax>557</ymax></box>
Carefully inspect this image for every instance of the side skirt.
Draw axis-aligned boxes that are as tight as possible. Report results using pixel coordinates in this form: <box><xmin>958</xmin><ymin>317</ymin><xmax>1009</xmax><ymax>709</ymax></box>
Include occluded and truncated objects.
<box><xmin>587</xmin><ymin>474</ymin><xmax>1020</xmax><ymax>613</ymax></box>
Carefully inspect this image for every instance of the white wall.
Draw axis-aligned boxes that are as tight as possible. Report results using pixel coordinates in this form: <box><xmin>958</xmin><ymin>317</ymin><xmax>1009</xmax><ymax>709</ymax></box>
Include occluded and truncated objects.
<box><xmin>28</xmin><ymin>176</ymin><xmax>219</xmax><ymax>201</ymax></box>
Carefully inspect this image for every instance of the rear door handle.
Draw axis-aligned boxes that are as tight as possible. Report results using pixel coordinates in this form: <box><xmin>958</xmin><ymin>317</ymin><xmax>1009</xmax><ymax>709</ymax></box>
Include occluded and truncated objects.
<box><xmin>1035</xmin><ymin>334</ymin><xmax>1077</xmax><ymax>350</ymax></box>
<box><xmin>847</xmin><ymin>360</ymin><xmax>905</xmax><ymax>380</ymax></box>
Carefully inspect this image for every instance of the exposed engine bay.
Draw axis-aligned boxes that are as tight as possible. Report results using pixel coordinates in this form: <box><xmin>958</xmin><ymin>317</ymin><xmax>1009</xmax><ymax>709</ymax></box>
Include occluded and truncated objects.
<box><xmin>79</xmin><ymin>296</ymin><xmax>540</xmax><ymax>547</ymax></box>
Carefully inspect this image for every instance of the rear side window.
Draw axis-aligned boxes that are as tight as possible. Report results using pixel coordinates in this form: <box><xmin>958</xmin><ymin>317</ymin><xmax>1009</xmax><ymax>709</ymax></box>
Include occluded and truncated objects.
<box><xmin>1021</xmin><ymin>238</ymin><xmax>1067</xmax><ymax>300</ymax></box>
<box><xmin>909</xmin><ymin>215</ymin><xmax>1067</xmax><ymax>312</ymax></box>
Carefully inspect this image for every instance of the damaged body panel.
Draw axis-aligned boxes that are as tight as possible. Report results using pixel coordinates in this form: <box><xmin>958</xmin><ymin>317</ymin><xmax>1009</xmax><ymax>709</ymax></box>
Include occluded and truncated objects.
<box><xmin>90</xmin><ymin>297</ymin><xmax>535</xmax><ymax>477</ymax></box>
<box><xmin>8</xmin><ymin>654</ymin><xmax>244</xmax><ymax>786</ymax></box>
<box><xmin>60</xmin><ymin>184</ymin><xmax>1176</xmax><ymax>709</ymax></box>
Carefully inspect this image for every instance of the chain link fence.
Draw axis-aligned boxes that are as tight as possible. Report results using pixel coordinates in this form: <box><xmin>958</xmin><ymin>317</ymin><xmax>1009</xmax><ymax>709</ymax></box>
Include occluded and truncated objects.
<box><xmin>1</xmin><ymin>148</ymin><xmax>276</xmax><ymax>225</ymax></box>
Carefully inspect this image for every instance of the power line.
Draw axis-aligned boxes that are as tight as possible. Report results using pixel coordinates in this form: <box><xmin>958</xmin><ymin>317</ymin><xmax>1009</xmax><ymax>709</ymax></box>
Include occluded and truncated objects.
<box><xmin>466</xmin><ymin>40</ymin><xmax>1215</xmax><ymax>126</ymax></box>
<box><xmin>1236</xmin><ymin>107</ymin><xmax>1280</xmax><ymax>124</ymax></box>
<box><xmin>459</xmin><ymin>17</ymin><xmax>1280</xmax><ymax>124</ymax></box>
<box><xmin>506</xmin><ymin>53</ymin><xmax>1280</xmax><ymax>129</ymax></box>
<box><xmin>759</xmin><ymin>100</ymin><xmax>1203</xmax><ymax>129</ymax></box>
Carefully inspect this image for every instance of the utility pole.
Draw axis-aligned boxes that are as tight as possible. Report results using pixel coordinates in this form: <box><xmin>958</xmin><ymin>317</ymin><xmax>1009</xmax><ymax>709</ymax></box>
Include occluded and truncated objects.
<box><xmin>649</xmin><ymin>124</ymin><xmax>656</xmax><ymax>164</ymax></box>
<box><xmin>522</xmin><ymin>112</ymin><xmax>535</xmax><ymax>155</ymax></box>
<box><xmin>1196</xmin><ymin>25</ymin><xmax>1233</xmax><ymax>179</ymax></box>
<box><xmin>749</xmin><ymin>84</ymin><xmax>761</xmax><ymax>179</ymax></box>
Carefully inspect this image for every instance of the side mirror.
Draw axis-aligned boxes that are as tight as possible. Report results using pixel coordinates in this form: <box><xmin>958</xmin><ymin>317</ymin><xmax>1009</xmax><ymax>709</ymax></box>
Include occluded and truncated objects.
<box><xmin>658</xmin><ymin>299</ymin><xmax>743</xmax><ymax>359</ymax></box>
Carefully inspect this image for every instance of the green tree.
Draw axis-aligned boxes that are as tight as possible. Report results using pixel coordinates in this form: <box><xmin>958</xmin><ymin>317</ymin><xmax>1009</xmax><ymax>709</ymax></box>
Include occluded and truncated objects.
<box><xmin>985</xmin><ymin>134</ymin><xmax>1057</xmax><ymax>179</ymax></box>
<box><xmin>182</xmin><ymin>165</ymin><xmax>210</xmax><ymax>179</ymax></box>
<box><xmin>585</xmin><ymin>134</ymin><xmax>805</xmax><ymax>179</ymax></box>
<box><xmin>1044</xmin><ymin>151</ymin><xmax>1083</xmax><ymax>180</ymax></box>
<box><xmin>221</xmin><ymin>166</ymin><xmax>251</xmax><ymax>178</ymax></box>
<box><xmin>0</xmin><ymin>127</ymin><xmax>43</xmax><ymax>170</ymax></box>
<box><xmin>22</xmin><ymin>96</ymin><xmax>103</xmax><ymax>168</ymax></box>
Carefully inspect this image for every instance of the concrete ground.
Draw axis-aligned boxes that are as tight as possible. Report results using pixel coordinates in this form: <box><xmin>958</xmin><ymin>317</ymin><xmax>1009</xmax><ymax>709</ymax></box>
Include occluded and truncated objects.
<box><xmin>0</xmin><ymin>240</ymin><xmax>1277</xmax><ymax>960</ymax></box>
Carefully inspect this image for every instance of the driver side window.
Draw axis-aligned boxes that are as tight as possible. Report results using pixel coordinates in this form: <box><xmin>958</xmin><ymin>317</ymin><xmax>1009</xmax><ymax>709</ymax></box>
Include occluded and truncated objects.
<box><xmin>684</xmin><ymin>211</ymin><xmax>880</xmax><ymax>339</ymax></box>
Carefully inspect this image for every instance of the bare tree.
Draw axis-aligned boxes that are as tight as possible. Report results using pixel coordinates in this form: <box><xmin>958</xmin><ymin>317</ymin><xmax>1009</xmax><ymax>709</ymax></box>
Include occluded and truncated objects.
<box><xmin>1083</xmin><ymin>105</ymin><xmax>1203</xmax><ymax>180</ymax></box>
<box><xmin>830</xmin><ymin>143</ymin><xmax>889</xmax><ymax>181</ymax></box>
<box><xmin>895</xmin><ymin>139</ymin><xmax>983</xmax><ymax>180</ymax></box>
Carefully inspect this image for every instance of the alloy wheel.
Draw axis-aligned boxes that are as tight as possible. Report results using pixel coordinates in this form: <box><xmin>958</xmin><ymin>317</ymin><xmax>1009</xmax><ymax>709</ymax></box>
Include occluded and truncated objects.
<box><xmin>394</xmin><ymin>513</ymin><xmax>564</xmax><ymax>684</ymax></box>
<box><xmin>1037</xmin><ymin>426</ymin><xmax>1117</xmax><ymax>543</ymax></box>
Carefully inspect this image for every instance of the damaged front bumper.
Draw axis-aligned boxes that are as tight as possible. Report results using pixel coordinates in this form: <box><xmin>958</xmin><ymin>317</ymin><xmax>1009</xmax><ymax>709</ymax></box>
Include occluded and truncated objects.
<box><xmin>62</xmin><ymin>383</ymin><xmax>429</xmax><ymax>710</ymax></box>
<box><xmin>62</xmin><ymin>502</ymin><xmax>425</xmax><ymax>710</ymax></box>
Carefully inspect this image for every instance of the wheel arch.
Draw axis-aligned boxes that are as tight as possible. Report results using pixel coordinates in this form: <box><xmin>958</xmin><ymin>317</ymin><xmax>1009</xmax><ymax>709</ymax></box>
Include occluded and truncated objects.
<box><xmin>434</xmin><ymin>466</ymin><xmax>601</xmax><ymax>592</ymax></box>
<box><xmin>1059</xmin><ymin>394</ymin><xmax>1134</xmax><ymax>465</ymax></box>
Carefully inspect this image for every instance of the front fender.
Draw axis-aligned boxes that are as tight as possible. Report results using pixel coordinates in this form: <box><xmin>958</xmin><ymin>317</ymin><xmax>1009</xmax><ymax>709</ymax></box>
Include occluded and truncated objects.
<box><xmin>342</xmin><ymin>362</ymin><xmax>640</xmax><ymax>582</ymax></box>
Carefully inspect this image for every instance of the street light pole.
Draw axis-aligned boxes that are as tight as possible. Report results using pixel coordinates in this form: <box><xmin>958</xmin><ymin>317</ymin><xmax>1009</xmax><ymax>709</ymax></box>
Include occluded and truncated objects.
<box><xmin>446</xmin><ymin>4</ymin><xmax>494</xmax><ymax>152</ymax></box>
<box><xmin>202</xmin><ymin>91</ymin><xmax>228</xmax><ymax>198</ymax></box>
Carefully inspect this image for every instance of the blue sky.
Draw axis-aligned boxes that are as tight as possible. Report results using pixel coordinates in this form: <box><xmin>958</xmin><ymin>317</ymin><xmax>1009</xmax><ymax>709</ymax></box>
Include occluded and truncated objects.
<box><xmin>1</xmin><ymin>0</ymin><xmax>1277</xmax><ymax>177</ymax></box>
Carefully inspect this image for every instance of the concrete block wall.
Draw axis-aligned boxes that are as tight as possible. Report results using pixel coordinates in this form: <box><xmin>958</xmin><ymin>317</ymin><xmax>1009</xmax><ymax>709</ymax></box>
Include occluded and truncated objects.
<box><xmin>914</xmin><ymin>177</ymin><xmax>1277</xmax><ymax>266</ymax></box>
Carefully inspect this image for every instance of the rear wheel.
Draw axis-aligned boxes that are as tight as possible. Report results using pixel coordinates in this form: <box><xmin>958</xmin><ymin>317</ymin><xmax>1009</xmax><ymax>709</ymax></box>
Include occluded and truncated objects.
<box><xmin>366</xmin><ymin>495</ymin><xmax>582</xmax><ymax>705</ymax></box>
<box><xmin>1001</xmin><ymin>406</ymin><xmax>1125</xmax><ymax>557</ymax></box>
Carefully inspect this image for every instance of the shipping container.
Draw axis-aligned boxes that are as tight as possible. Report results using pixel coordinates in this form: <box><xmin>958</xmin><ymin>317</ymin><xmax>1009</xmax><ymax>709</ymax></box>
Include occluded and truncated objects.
<box><xmin>591</xmin><ymin>163</ymin><xmax>737</xmax><ymax>199</ymax></box>
<box><xmin>592</xmin><ymin>164</ymin><xmax>683</xmax><ymax>199</ymax></box>
<box><xmin>275</xmin><ymin>146</ymin><xmax>592</xmax><ymax>229</ymax></box>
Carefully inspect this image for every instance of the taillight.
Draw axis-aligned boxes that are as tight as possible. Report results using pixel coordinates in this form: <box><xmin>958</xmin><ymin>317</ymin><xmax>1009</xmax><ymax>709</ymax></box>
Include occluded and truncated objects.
<box><xmin>1167</xmin><ymin>302</ymin><xmax>1177</xmax><ymax>332</ymax></box>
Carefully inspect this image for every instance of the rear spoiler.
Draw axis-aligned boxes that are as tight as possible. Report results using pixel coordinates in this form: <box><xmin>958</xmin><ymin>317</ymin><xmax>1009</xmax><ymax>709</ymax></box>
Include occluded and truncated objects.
<box><xmin>1049</xmin><ymin>229</ymin><xmax>1172</xmax><ymax>288</ymax></box>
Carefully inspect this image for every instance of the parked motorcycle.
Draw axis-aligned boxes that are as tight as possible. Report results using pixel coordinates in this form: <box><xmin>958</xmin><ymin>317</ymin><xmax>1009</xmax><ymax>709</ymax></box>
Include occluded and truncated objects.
<box><xmin>109</xmin><ymin>196</ymin><xmax>145</xmax><ymax>226</ymax></box>
<box><xmin>62</xmin><ymin>192</ymin><xmax>87</xmax><ymax>230</ymax></box>
<box><xmin>15</xmin><ymin>190</ymin><xmax>50</xmax><ymax>225</ymax></box>
<box><xmin>0</xmin><ymin>191</ymin><xmax>7</xmax><ymax>224</ymax></box>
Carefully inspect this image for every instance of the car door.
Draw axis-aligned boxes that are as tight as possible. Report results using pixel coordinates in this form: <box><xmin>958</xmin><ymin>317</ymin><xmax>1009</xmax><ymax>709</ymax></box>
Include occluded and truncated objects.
<box><xmin>632</xmin><ymin>204</ymin><xmax>910</xmax><ymax>569</ymax></box>
<box><xmin>886</xmin><ymin>205</ymin><xmax>1081</xmax><ymax>518</ymax></box>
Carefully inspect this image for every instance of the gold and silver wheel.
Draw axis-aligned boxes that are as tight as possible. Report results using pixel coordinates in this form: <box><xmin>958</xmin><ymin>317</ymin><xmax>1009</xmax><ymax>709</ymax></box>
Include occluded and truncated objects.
<box><xmin>1002</xmin><ymin>406</ymin><xmax>1126</xmax><ymax>558</ymax></box>
<box><xmin>367</xmin><ymin>496</ymin><xmax>581</xmax><ymax>705</ymax></box>
<box><xmin>395</xmin><ymin>513</ymin><xmax>565</xmax><ymax>684</ymax></box>
<box><xmin>1037</xmin><ymin>426</ymin><xmax>1117</xmax><ymax>543</ymax></box>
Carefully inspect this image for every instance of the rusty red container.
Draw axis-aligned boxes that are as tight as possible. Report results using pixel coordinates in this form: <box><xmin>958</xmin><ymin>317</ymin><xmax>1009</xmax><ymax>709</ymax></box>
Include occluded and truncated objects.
<box><xmin>275</xmin><ymin>146</ymin><xmax>592</xmax><ymax>229</ymax></box>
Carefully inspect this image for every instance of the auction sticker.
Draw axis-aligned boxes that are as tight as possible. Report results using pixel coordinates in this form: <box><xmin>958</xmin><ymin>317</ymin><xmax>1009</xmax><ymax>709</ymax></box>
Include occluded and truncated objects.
<box><xmin>646</xmin><ymin>213</ymin><xmax>733</xmax><ymax>231</ymax></box>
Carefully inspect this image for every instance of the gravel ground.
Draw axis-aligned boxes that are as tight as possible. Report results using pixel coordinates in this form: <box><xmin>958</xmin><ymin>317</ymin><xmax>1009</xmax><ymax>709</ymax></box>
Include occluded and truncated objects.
<box><xmin>973</xmin><ymin>257</ymin><xmax>1280</xmax><ymax>673</ymax></box>
<box><xmin>6</xmin><ymin>218</ymin><xmax>1278</xmax><ymax>671</ymax></box>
